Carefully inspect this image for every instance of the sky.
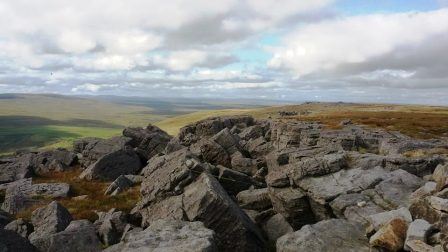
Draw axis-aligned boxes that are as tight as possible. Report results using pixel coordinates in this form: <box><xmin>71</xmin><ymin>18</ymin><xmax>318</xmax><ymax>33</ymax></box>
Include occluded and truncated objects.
<box><xmin>0</xmin><ymin>0</ymin><xmax>447</xmax><ymax>104</ymax></box>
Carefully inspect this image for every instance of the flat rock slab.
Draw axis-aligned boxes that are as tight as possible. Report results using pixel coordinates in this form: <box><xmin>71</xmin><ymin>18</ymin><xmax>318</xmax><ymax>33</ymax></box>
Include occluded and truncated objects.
<box><xmin>276</xmin><ymin>219</ymin><xmax>375</xmax><ymax>252</ymax></box>
<box><xmin>105</xmin><ymin>219</ymin><xmax>216</xmax><ymax>252</ymax></box>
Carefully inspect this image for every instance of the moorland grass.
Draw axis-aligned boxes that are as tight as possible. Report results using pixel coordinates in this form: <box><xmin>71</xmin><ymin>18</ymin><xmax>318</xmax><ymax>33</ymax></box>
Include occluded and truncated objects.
<box><xmin>16</xmin><ymin>169</ymin><xmax>140</xmax><ymax>221</ymax></box>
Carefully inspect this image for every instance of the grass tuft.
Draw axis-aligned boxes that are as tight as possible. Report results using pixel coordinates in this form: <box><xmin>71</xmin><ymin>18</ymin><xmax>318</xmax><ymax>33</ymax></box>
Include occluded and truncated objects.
<box><xmin>16</xmin><ymin>169</ymin><xmax>140</xmax><ymax>221</ymax></box>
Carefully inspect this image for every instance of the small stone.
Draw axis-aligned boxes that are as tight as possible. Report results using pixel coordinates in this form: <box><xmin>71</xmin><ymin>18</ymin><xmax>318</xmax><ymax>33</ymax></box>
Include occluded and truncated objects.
<box><xmin>404</xmin><ymin>219</ymin><xmax>432</xmax><ymax>251</ymax></box>
<box><xmin>429</xmin><ymin>196</ymin><xmax>448</xmax><ymax>212</ymax></box>
<box><xmin>185</xmin><ymin>159</ymin><xmax>194</xmax><ymax>168</ymax></box>
<box><xmin>73</xmin><ymin>195</ymin><xmax>88</xmax><ymax>201</ymax></box>
<box><xmin>357</xmin><ymin>201</ymin><xmax>367</xmax><ymax>207</ymax></box>
<box><xmin>369</xmin><ymin>218</ymin><xmax>408</xmax><ymax>252</ymax></box>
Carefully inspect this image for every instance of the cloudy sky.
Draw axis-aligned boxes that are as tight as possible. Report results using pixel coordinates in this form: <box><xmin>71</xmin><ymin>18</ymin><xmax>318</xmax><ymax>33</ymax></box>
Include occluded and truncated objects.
<box><xmin>0</xmin><ymin>0</ymin><xmax>447</xmax><ymax>104</ymax></box>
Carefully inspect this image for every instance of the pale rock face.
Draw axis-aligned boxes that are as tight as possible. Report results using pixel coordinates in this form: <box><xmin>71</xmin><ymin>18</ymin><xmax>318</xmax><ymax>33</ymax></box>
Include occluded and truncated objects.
<box><xmin>369</xmin><ymin>218</ymin><xmax>408</xmax><ymax>252</ymax></box>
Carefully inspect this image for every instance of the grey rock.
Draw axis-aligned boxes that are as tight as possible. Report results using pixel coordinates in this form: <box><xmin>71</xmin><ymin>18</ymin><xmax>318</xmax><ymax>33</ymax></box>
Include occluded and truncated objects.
<box><xmin>261</xmin><ymin>213</ymin><xmax>293</xmax><ymax>242</ymax></box>
<box><xmin>405</xmin><ymin>219</ymin><xmax>433</xmax><ymax>251</ymax></box>
<box><xmin>4</xmin><ymin>218</ymin><xmax>33</xmax><ymax>238</ymax></box>
<box><xmin>190</xmin><ymin>138</ymin><xmax>231</xmax><ymax>167</ymax></box>
<box><xmin>410</xmin><ymin>182</ymin><xmax>437</xmax><ymax>203</ymax></box>
<box><xmin>217</xmin><ymin>165</ymin><xmax>259</xmax><ymax>196</ymax></box>
<box><xmin>0</xmin><ymin>229</ymin><xmax>38</xmax><ymax>252</ymax></box>
<box><xmin>230</xmin><ymin>152</ymin><xmax>260</xmax><ymax>176</ymax></box>
<box><xmin>33</xmin><ymin>149</ymin><xmax>78</xmax><ymax>174</ymax></box>
<box><xmin>237</xmin><ymin>188</ymin><xmax>272</xmax><ymax>211</ymax></box>
<box><xmin>75</xmin><ymin>136</ymin><xmax>132</xmax><ymax>167</ymax></box>
<box><xmin>80</xmin><ymin>148</ymin><xmax>142</xmax><ymax>181</ymax></box>
<box><xmin>0</xmin><ymin>153</ymin><xmax>35</xmax><ymax>184</ymax></box>
<box><xmin>104</xmin><ymin>175</ymin><xmax>134</xmax><ymax>195</ymax></box>
<box><xmin>330</xmin><ymin>193</ymin><xmax>371</xmax><ymax>218</ymax></box>
<box><xmin>268</xmin><ymin>187</ymin><xmax>315</xmax><ymax>229</ymax></box>
<box><xmin>123</xmin><ymin>124</ymin><xmax>172</xmax><ymax>161</ymax></box>
<box><xmin>1</xmin><ymin>178</ymin><xmax>70</xmax><ymax>214</ymax></box>
<box><xmin>104</xmin><ymin>219</ymin><xmax>217</xmax><ymax>252</ymax></box>
<box><xmin>429</xmin><ymin>196</ymin><xmax>448</xmax><ymax>212</ymax></box>
<box><xmin>95</xmin><ymin>209</ymin><xmax>128</xmax><ymax>247</ymax></box>
<box><xmin>433</xmin><ymin>164</ymin><xmax>448</xmax><ymax>191</ymax></box>
<box><xmin>211</xmin><ymin>128</ymin><xmax>241</xmax><ymax>155</ymax></box>
<box><xmin>238</xmin><ymin>125</ymin><xmax>264</xmax><ymax>141</ymax></box>
<box><xmin>384</xmin><ymin>155</ymin><xmax>442</xmax><ymax>177</ymax></box>
<box><xmin>138</xmin><ymin>149</ymin><xmax>204</xmax><ymax>205</ymax></box>
<box><xmin>371</xmin><ymin>169</ymin><xmax>424</xmax><ymax>208</ymax></box>
<box><xmin>32</xmin><ymin>220</ymin><xmax>102</xmax><ymax>252</ymax></box>
<box><xmin>289</xmin><ymin>152</ymin><xmax>348</xmax><ymax>183</ymax></box>
<box><xmin>366</xmin><ymin>207</ymin><xmax>412</xmax><ymax>233</ymax></box>
<box><xmin>369</xmin><ymin>218</ymin><xmax>408</xmax><ymax>252</ymax></box>
<box><xmin>276</xmin><ymin>219</ymin><xmax>374</xmax><ymax>252</ymax></box>
<box><xmin>29</xmin><ymin>201</ymin><xmax>73</xmax><ymax>243</ymax></box>
<box><xmin>178</xmin><ymin>115</ymin><xmax>254</xmax><ymax>145</ymax></box>
<box><xmin>297</xmin><ymin>166</ymin><xmax>389</xmax><ymax>204</ymax></box>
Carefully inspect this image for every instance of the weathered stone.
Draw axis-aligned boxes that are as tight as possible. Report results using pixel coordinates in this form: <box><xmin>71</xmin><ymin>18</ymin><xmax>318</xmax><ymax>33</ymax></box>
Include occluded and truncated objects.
<box><xmin>32</xmin><ymin>220</ymin><xmax>102</xmax><ymax>252</ymax></box>
<box><xmin>95</xmin><ymin>209</ymin><xmax>128</xmax><ymax>247</ymax></box>
<box><xmin>366</xmin><ymin>207</ymin><xmax>412</xmax><ymax>233</ymax></box>
<box><xmin>4</xmin><ymin>218</ymin><xmax>33</xmax><ymax>238</ymax></box>
<box><xmin>239</xmin><ymin>125</ymin><xmax>264</xmax><ymax>141</ymax></box>
<box><xmin>330</xmin><ymin>193</ymin><xmax>371</xmax><ymax>218</ymax></box>
<box><xmin>29</xmin><ymin>201</ymin><xmax>73</xmax><ymax>243</ymax></box>
<box><xmin>289</xmin><ymin>152</ymin><xmax>348</xmax><ymax>183</ymax></box>
<box><xmin>1</xmin><ymin>178</ymin><xmax>70</xmax><ymax>214</ymax></box>
<box><xmin>0</xmin><ymin>229</ymin><xmax>38</xmax><ymax>252</ymax></box>
<box><xmin>276</xmin><ymin>219</ymin><xmax>373</xmax><ymax>252</ymax></box>
<box><xmin>405</xmin><ymin>219</ymin><xmax>433</xmax><ymax>251</ymax></box>
<box><xmin>80</xmin><ymin>148</ymin><xmax>142</xmax><ymax>181</ymax></box>
<box><xmin>411</xmin><ymin>182</ymin><xmax>438</xmax><ymax>203</ymax></box>
<box><xmin>211</xmin><ymin>128</ymin><xmax>241</xmax><ymax>154</ymax></box>
<box><xmin>230</xmin><ymin>152</ymin><xmax>260</xmax><ymax>176</ymax></box>
<box><xmin>371</xmin><ymin>169</ymin><xmax>424</xmax><ymax>208</ymax></box>
<box><xmin>138</xmin><ymin>149</ymin><xmax>204</xmax><ymax>205</ymax></box>
<box><xmin>433</xmin><ymin>164</ymin><xmax>448</xmax><ymax>191</ymax></box>
<box><xmin>268</xmin><ymin>187</ymin><xmax>315</xmax><ymax>229</ymax></box>
<box><xmin>237</xmin><ymin>188</ymin><xmax>272</xmax><ymax>211</ymax></box>
<box><xmin>104</xmin><ymin>220</ymin><xmax>217</xmax><ymax>252</ymax></box>
<box><xmin>244</xmin><ymin>136</ymin><xmax>274</xmax><ymax>158</ymax></box>
<box><xmin>0</xmin><ymin>153</ymin><xmax>35</xmax><ymax>184</ymax></box>
<box><xmin>385</xmin><ymin>155</ymin><xmax>441</xmax><ymax>177</ymax></box>
<box><xmin>429</xmin><ymin>196</ymin><xmax>448</xmax><ymax>212</ymax></box>
<box><xmin>405</xmin><ymin>240</ymin><xmax>442</xmax><ymax>252</ymax></box>
<box><xmin>369</xmin><ymin>218</ymin><xmax>408</xmax><ymax>252</ymax></box>
<box><xmin>33</xmin><ymin>149</ymin><xmax>78</xmax><ymax>174</ymax></box>
<box><xmin>75</xmin><ymin>136</ymin><xmax>132</xmax><ymax>167</ymax></box>
<box><xmin>261</xmin><ymin>213</ymin><xmax>293</xmax><ymax>242</ymax></box>
<box><xmin>297</xmin><ymin>166</ymin><xmax>389</xmax><ymax>204</ymax></box>
<box><xmin>182</xmin><ymin>173</ymin><xmax>266</xmax><ymax>251</ymax></box>
<box><xmin>343</xmin><ymin>201</ymin><xmax>386</xmax><ymax>226</ymax></box>
<box><xmin>104</xmin><ymin>175</ymin><xmax>134</xmax><ymax>195</ymax></box>
<box><xmin>190</xmin><ymin>138</ymin><xmax>231</xmax><ymax>167</ymax></box>
<box><xmin>217</xmin><ymin>165</ymin><xmax>258</xmax><ymax>195</ymax></box>
<box><xmin>123</xmin><ymin>124</ymin><xmax>172</xmax><ymax>161</ymax></box>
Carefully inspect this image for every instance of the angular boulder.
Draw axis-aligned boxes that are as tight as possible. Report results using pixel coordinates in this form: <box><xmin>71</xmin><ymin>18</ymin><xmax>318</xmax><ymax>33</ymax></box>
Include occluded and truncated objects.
<box><xmin>123</xmin><ymin>124</ymin><xmax>172</xmax><ymax>161</ymax></box>
<box><xmin>28</xmin><ymin>201</ymin><xmax>73</xmax><ymax>243</ymax></box>
<box><xmin>369</xmin><ymin>218</ymin><xmax>408</xmax><ymax>252</ymax></box>
<box><xmin>80</xmin><ymin>148</ymin><xmax>141</xmax><ymax>181</ymax></box>
<box><xmin>276</xmin><ymin>219</ymin><xmax>374</xmax><ymax>252</ymax></box>
<box><xmin>104</xmin><ymin>220</ymin><xmax>216</xmax><ymax>252</ymax></box>
<box><xmin>33</xmin><ymin>220</ymin><xmax>102</xmax><ymax>252</ymax></box>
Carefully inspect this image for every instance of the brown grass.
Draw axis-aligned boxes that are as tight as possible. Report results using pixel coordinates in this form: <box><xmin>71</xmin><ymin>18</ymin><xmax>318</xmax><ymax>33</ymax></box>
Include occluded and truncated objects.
<box><xmin>402</xmin><ymin>147</ymin><xmax>448</xmax><ymax>158</ymax></box>
<box><xmin>287</xmin><ymin>111</ymin><xmax>448</xmax><ymax>139</ymax></box>
<box><xmin>16</xmin><ymin>169</ymin><xmax>140</xmax><ymax>221</ymax></box>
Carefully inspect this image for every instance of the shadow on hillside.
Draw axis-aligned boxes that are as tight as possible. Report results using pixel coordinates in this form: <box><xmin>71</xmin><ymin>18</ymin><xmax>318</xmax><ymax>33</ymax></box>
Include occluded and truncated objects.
<box><xmin>0</xmin><ymin>115</ymin><xmax>121</xmax><ymax>128</ymax></box>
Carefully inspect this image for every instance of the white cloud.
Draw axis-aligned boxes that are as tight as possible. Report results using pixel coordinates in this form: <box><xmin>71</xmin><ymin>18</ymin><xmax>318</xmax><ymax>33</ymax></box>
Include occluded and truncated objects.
<box><xmin>269</xmin><ymin>8</ymin><xmax>448</xmax><ymax>76</ymax></box>
<box><xmin>57</xmin><ymin>31</ymin><xmax>96</xmax><ymax>54</ymax></box>
<box><xmin>71</xmin><ymin>83</ymin><xmax>118</xmax><ymax>92</ymax></box>
<box><xmin>154</xmin><ymin>50</ymin><xmax>208</xmax><ymax>71</ymax></box>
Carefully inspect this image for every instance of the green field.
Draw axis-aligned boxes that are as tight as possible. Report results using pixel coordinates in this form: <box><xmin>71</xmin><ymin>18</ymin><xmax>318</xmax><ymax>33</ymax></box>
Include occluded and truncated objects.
<box><xmin>0</xmin><ymin>94</ymin><xmax>271</xmax><ymax>154</ymax></box>
<box><xmin>1</xmin><ymin>94</ymin><xmax>447</xmax><ymax>155</ymax></box>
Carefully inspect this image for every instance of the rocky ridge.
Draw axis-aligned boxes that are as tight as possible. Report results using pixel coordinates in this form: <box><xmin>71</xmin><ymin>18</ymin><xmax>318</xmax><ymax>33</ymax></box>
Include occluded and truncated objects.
<box><xmin>0</xmin><ymin>115</ymin><xmax>447</xmax><ymax>251</ymax></box>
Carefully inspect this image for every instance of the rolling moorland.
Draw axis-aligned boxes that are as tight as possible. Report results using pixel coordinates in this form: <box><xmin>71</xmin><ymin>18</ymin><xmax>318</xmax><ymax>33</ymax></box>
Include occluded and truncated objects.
<box><xmin>0</xmin><ymin>94</ymin><xmax>277</xmax><ymax>154</ymax></box>
<box><xmin>1</xmin><ymin>94</ymin><xmax>448</xmax><ymax>155</ymax></box>
<box><xmin>1</xmin><ymin>95</ymin><xmax>448</xmax><ymax>251</ymax></box>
